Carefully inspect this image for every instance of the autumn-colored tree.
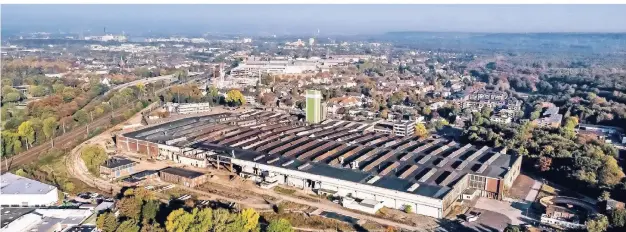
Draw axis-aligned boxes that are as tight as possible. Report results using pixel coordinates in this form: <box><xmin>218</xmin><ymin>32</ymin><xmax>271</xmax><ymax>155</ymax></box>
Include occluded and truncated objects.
<box><xmin>80</xmin><ymin>145</ymin><xmax>108</xmax><ymax>176</ymax></box>
<box><xmin>240</xmin><ymin>208</ymin><xmax>260</xmax><ymax>232</ymax></box>
<box><xmin>165</xmin><ymin>209</ymin><xmax>193</xmax><ymax>232</ymax></box>
<box><xmin>96</xmin><ymin>212</ymin><xmax>119</xmax><ymax>232</ymax></box>
<box><xmin>414</xmin><ymin>123</ymin><xmax>429</xmax><ymax>138</ymax></box>
<box><xmin>226</xmin><ymin>89</ymin><xmax>246</xmax><ymax>106</ymax></box>
<box><xmin>17</xmin><ymin>121</ymin><xmax>35</xmax><ymax>149</ymax></box>
<box><xmin>116</xmin><ymin>219</ymin><xmax>140</xmax><ymax>232</ymax></box>
<box><xmin>117</xmin><ymin>197</ymin><xmax>142</xmax><ymax>220</ymax></box>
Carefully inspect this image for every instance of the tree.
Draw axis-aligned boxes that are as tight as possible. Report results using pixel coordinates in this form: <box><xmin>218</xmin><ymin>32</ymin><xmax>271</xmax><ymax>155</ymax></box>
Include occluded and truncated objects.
<box><xmin>226</xmin><ymin>89</ymin><xmax>246</xmax><ymax>106</ymax></box>
<box><xmin>97</xmin><ymin>212</ymin><xmax>119</xmax><ymax>232</ymax></box>
<box><xmin>18</xmin><ymin>121</ymin><xmax>35</xmax><ymax>149</ymax></box>
<box><xmin>212</xmin><ymin>208</ymin><xmax>234</xmax><ymax>232</ymax></box>
<box><xmin>73</xmin><ymin>109</ymin><xmax>90</xmax><ymax>124</ymax></box>
<box><xmin>140</xmin><ymin>222</ymin><xmax>165</xmax><ymax>232</ymax></box>
<box><xmin>80</xmin><ymin>145</ymin><xmax>108</xmax><ymax>176</ymax></box>
<box><xmin>610</xmin><ymin>208</ymin><xmax>626</xmax><ymax>228</ymax></box>
<box><xmin>3</xmin><ymin>92</ymin><xmax>21</xmax><ymax>103</ymax></box>
<box><xmin>189</xmin><ymin>208</ymin><xmax>212</xmax><ymax>232</ymax></box>
<box><xmin>116</xmin><ymin>219</ymin><xmax>140</xmax><ymax>232</ymax></box>
<box><xmin>29</xmin><ymin>85</ymin><xmax>48</xmax><ymax>97</ymax></box>
<box><xmin>586</xmin><ymin>214</ymin><xmax>609</xmax><ymax>232</ymax></box>
<box><xmin>141</xmin><ymin>200</ymin><xmax>160</xmax><ymax>223</ymax></box>
<box><xmin>266</xmin><ymin>218</ymin><xmax>294</xmax><ymax>232</ymax></box>
<box><xmin>42</xmin><ymin>117</ymin><xmax>58</xmax><ymax>140</ymax></box>
<box><xmin>598</xmin><ymin>156</ymin><xmax>625</xmax><ymax>187</ymax></box>
<box><xmin>414</xmin><ymin>123</ymin><xmax>429</xmax><ymax>138</ymax></box>
<box><xmin>239</xmin><ymin>208</ymin><xmax>260</xmax><ymax>232</ymax></box>
<box><xmin>165</xmin><ymin>209</ymin><xmax>194</xmax><ymax>232</ymax></box>
<box><xmin>117</xmin><ymin>197</ymin><xmax>142</xmax><ymax>220</ymax></box>
<box><xmin>503</xmin><ymin>225</ymin><xmax>521</xmax><ymax>232</ymax></box>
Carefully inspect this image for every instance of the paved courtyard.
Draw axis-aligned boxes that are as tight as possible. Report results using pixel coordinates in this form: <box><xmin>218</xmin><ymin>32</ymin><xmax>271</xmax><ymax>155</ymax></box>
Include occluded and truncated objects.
<box><xmin>462</xmin><ymin>209</ymin><xmax>511</xmax><ymax>232</ymax></box>
<box><xmin>473</xmin><ymin>197</ymin><xmax>535</xmax><ymax>226</ymax></box>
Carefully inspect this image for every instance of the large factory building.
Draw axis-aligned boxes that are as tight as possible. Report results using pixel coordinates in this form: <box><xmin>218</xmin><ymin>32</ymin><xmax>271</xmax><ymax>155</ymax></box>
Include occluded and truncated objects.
<box><xmin>116</xmin><ymin>111</ymin><xmax>521</xmax><ymax>218</ymax></box>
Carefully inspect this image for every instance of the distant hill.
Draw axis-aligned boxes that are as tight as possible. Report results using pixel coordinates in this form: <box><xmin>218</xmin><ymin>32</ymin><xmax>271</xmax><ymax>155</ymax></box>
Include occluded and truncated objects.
<box><xmin>372</xmin><ymin>32</ymin><xmax>626</xmax><ymax>54</ymax></box>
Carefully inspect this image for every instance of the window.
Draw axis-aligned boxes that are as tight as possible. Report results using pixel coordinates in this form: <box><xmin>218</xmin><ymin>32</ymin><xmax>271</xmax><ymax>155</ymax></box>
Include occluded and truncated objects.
<box><xmin>469</xmin><ymin>175</ymin><xmax>486</xmax><ymax>190</ymax></box>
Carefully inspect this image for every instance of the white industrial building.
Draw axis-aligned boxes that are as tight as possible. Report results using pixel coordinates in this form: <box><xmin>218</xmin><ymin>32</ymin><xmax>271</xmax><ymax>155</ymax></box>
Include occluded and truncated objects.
<box><xmin>118</xmin><ymin>111</ymin><xmax>523</xmax><ymax>219</ymax></box>
<box><xmin>0</xmin><ymin>173</ymin><xmax>59</xmax><ymax>207</ymax></box>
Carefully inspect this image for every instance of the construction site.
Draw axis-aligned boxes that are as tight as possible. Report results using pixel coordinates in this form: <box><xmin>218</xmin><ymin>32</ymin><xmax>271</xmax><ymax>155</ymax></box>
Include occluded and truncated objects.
<box><xmin>116</xmin><ymin>110</ymin><xmax>522</xmax><ymax>219</ymax></box>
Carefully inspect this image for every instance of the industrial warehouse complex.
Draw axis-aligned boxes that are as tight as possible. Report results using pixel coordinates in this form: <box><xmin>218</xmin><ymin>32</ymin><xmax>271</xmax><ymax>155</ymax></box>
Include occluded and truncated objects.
<box><xmin>116</xmin><ymin>110</ymin><xmax>522</xmax><ymax>218</ymax></box>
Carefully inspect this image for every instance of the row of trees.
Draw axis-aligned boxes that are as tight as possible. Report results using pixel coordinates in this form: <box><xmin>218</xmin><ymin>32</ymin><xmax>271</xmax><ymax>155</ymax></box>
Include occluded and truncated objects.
<box><xmin>97</xmin><ymin>188</ymin><xmax>294</xmax><ymax>232</ymax></box>
<box><xmin>158</xmin><ymin>85</ymin><xmax>247</xmax><ymax>107</ymax></box>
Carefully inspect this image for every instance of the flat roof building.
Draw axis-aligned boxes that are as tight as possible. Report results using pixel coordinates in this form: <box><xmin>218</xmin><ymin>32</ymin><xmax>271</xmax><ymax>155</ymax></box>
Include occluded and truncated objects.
<box><xmin>0</xmin><ymin>173</ymin><xmax>59</xmax><ymax>207</ymax></box>
<box><xmin>159</xmin><ymin>167</ymin><xmax>208</xmax><ymax>188</ymax></box>
<box><xmin>100</xmin><ymin>157</ymin><xmax>137</xmax><ymax>179</ymax></box>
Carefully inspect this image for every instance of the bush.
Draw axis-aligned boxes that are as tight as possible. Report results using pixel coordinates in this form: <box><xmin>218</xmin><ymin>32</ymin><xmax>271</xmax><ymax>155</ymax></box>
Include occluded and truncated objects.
<box><xmin>403</xmin><ymin>204</ymin><xmax>413</xmax><ymax>213</ymax></box>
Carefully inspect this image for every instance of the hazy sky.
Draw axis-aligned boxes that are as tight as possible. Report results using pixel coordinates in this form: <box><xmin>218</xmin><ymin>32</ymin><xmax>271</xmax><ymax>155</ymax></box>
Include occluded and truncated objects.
<box><xmin>3</xmin><ymin>4</ymin><xmax>626</xmax><ymax>35</ymax></box>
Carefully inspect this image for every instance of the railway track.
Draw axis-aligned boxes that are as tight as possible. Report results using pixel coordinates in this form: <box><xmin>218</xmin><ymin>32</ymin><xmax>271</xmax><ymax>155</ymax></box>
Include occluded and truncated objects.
<box><xmin>1</xmin><ymin>74</ymin><xmax>206</xmax><ymax>173</ymax></box>
<box><xmin>1</xmin><ymin>106</ymin><xmax>129</xmax><ymax>172</ymax></box>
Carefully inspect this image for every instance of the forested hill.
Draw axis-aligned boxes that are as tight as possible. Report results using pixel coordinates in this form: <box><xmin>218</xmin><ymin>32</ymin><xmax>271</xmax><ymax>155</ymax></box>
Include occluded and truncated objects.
<box><xmin>374</xmin><ymin>32</ymin><xmax>626</xmax><ymax>54</ymax></box>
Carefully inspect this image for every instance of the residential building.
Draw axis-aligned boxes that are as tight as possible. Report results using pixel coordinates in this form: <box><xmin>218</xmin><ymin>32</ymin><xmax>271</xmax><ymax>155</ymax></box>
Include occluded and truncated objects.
<box><xmin>0</xmin><ymin>173</ymin><xmax>59</xmax><ymax>207</ymax></box>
